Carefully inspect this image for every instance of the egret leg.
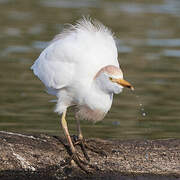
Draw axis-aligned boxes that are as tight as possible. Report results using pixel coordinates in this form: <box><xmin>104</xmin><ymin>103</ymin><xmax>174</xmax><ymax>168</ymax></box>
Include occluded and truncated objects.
<box><xmin>74</xmin><ymin>118</ymin><xmax>107</xmax><ymax>158</ymax></box>
<box><xmin>61</xmin><ymin>110</ymin><xmax>75</xmax><ymax>153</ymax></box>
<box><xmin>61</xmin><ymin>110</ymin><xmax>89</xmax><ymax>173</ymax></box>
<box><xmin>77</xmin><ymin>118</ymin><xmax>83</xmax><ymax>140</ymax></box>
<box><xmin>75</xmin><ymin>118</ymin><xmax>90</xmax><ymax>161</ymax></box>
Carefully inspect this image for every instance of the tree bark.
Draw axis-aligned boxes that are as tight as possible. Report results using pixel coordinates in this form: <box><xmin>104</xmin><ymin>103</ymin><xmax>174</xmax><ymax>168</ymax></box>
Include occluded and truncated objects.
<box><xmin>0</xmin><ymin>131</ymin><xmax>179</xmax><ymax>180</ymax></box>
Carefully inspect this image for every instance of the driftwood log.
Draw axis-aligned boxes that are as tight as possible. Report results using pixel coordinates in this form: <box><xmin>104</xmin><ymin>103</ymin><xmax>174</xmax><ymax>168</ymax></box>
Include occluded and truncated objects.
<box><xmin>0</xmin><ymin>131</ymin><xmax>180</xmax><ymax>180</ymax></box>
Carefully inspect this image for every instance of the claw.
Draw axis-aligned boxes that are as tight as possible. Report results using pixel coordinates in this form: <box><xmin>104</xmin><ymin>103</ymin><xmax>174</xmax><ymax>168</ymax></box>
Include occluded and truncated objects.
<box><xmin>71</xmin><ymin>135</ymin><xmax>90</xmax><ymax>161</ymax></box>
<box><xmin>60</xmin><ymin>111</ymin><xmax>102</xmax><ymax>173</ymax></box>
<box><xmin>72</xmin><ymin>136</ymin><xmax>107</xmax><ymax>159</ymax></box>
<box><xmin>67</xmin><ymin>150</ymin><xmax>95</xmax><ymax>174</ymax></box>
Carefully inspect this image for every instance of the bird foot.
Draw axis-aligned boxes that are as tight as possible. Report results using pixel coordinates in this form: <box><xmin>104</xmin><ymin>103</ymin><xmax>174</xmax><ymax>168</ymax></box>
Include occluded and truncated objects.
<box><xmin>52</xmin><ymin>135</ymin><xmax>99</xmax><ymax>173</ymax></box>
<box><xmin>72</xmin><ymin>135</ymin><xmax>90</xmax><ymax>161</ymax></box>
<box><xmin>72</xmin><ymin>135</ymin><xmax>107</xmax><ymax>160</ymax></box>
<box><xmin>66</xmin><ymin>150</ymin><xmax>99</xmax><ymax>174</ymax></box>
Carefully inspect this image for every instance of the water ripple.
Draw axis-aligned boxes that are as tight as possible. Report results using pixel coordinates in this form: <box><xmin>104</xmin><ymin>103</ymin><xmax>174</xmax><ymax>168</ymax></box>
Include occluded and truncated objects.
<box><xmin>41</xmin><ymin>0</ymin><xmax>99</xmax><ymax>8</ymax></box>
<box><xmin>1</xmin><ymin>46</ymin><xmax>32</xmax><ymax>57</ymax></box>
<box><xmin>147</xmin><ymin>39</ymin><xmax>180</xmax><ymax>47</ymax></box>
<box><xmin>32</xmin><ymin>41</ymin><xmax>49</xmax><ymax>50</ymax></box>
<box><xmin>105</xmin><ymin>0</ymin><xmax>180</xmax><ymax>16</ymax></box>
<box><xmin>162</xmin><ymin>49</ymin><xmax>180</xmax><ymax>58</ymax></box>
<box><xmin>116</xmin><ymin>39</ymin><xmax>133</xmax><ymax>53</ymax></box>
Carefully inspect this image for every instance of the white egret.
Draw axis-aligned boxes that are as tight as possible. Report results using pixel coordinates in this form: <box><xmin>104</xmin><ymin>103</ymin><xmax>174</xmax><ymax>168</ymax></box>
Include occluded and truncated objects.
<box><xmin>31</xmin><ymin>17</ymin><xmax>134</xmax><ymax>172</ymax></box>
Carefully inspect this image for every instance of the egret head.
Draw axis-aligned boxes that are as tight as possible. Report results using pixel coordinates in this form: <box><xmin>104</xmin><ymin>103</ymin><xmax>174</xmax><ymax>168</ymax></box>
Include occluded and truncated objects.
<box><xmin>94</xmin><ymin>65</ymin><xmax>134</xmax><ymax>94</ymax></box>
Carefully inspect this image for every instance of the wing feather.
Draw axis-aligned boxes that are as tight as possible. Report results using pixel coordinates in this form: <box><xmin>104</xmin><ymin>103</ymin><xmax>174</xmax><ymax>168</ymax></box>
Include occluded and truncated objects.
<box><xmin>31</xmin><ymin>18</ymin><xmax>119</xmax><ymax>93</ymax></box>
<box><xmin>31</xmin><ymin>43</ymin><xmax>74</xmax><ymax>90</ymax></box>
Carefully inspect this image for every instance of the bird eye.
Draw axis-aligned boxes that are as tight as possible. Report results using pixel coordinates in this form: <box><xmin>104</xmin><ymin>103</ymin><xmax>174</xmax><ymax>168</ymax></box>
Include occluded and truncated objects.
<box><xmin>109</xmin><ymin>77</ymin><xmax>113</xmax><ymax>81</ymax></box>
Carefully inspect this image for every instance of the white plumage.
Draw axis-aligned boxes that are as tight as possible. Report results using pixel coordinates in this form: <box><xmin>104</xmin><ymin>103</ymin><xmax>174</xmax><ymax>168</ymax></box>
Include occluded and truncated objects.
<box><xmin>31</xmin><ymin>18</ymin><xmax>133</xmax><ymax>170</ymax></box>
<box><xmin>31</xmin><ymin>18</ymin><xmax>132</xmax><ymax>122</ymax></box>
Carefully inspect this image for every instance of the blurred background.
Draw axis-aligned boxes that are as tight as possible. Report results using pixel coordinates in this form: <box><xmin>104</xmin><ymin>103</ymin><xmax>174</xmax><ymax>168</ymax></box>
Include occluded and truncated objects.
<box><xmin>0</xmin><ymin>0</ymin><xmax>180</xmax><ymax>140</ymax></box>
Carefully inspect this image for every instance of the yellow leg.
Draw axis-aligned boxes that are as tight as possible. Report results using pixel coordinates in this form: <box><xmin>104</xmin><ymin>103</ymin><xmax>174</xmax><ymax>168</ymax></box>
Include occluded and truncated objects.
<box><xmin>61</xmin><ymin>110</ymin><xmax>90</xmax><ymax>173</ymax></box>
<box><xmin>61</xmin><ymin>110</ymin><xmax>75</xmax><ymax>153</ymax></box>
<box><xmin>76</xmin><ymin>118</ymin><xmax>90</xmax><ymax>161</ymax></box>
<box><xmin>76</xmin><ymin>118</ymin><xmax>83</xmax><ymax>140</ymax></box>
<box><xmin>75</xmin><ymin>118</ymin><xmax>106</xmax><ymax>160</ymax></box>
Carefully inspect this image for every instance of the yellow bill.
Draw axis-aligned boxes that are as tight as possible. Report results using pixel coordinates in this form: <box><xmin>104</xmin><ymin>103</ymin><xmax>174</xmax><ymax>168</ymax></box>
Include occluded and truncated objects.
<box><xmin>111</xmin><ymin>78</ymin><xmax>134</xmax><ymax>91</ymax></box>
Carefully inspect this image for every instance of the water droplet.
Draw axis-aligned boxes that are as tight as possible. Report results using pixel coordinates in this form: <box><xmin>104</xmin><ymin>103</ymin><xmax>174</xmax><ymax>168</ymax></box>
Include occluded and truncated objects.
<box><xmin>135</xmin><ymin>93</ymin><xmax>148</xmax><ymax>118</ymax></box>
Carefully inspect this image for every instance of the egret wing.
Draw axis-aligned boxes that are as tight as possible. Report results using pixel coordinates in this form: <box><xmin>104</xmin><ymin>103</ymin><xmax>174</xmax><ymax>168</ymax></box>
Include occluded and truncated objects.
<box><xmin>31</xmin><ymin>43</ymin><xmax>74</xmax><ymax>90</ymax></box>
